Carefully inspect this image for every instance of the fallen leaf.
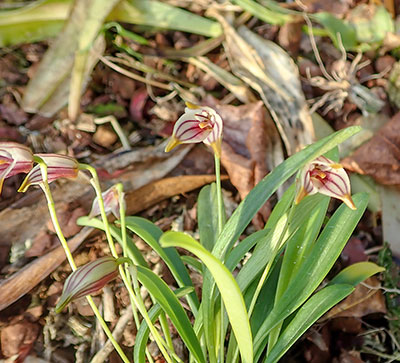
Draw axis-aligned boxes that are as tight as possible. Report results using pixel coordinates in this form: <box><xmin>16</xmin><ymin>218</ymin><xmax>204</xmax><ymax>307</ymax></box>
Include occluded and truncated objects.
<box><xmin>323</xmin><ymin>277</ymin><xmax>387</xmax><ymax>320</ymax></box>
<box><xmin>212</xmin><ymin>101</ymin><xmax>271</xmax><ymax>227</ymax></box>
<box><xmin>342</xmin><ymin>111</ymin><xmax>400</xmax><ymax>185</ymax></box>
<box><xmin>211</xmin><ymin>10</ymin><xmax>314</xmax><ymax>155</ymax></box>
<box><xmin>341</xmin><ymin>237</ymin><xmax>368</xmax><ymax>267</ymax></box>
<box><xmin>0</xmin><ymin>320</ymin><xmax>39</xmax><ymax>358</ymax></box>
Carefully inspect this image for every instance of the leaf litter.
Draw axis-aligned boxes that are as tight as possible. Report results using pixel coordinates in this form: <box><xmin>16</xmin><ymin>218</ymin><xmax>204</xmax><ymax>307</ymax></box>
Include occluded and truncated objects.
<box><xmin>0</xmin><ymin>0</ymin><xmax>400</xmax><ymax>361</ymax></box>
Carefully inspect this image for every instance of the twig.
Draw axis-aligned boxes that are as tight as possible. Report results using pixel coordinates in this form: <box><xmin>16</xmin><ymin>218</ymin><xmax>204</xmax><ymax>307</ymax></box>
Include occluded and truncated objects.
<box><xmin>90</xmin><ymin>308</ymin><xmax>133</xmax><ymax>363</ymax></box>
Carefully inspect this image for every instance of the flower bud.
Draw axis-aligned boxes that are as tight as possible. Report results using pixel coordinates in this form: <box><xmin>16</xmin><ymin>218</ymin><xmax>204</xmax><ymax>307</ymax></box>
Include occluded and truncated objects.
<box><xmin>55</xmin><ymin>257</ymin><xmax>125</xmax><ymax>313</ymax></box>
<box><xmin>89</xmin><ymin>185</ymin><xmax>125</xmax><ymax>219</ymax></box>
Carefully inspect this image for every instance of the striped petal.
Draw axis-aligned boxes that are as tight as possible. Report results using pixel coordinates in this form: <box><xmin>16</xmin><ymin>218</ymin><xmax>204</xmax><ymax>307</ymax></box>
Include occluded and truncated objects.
<box><xmin>165</xmin><ymin>105</ymin><xmax>223</xmax><ymax>156</ymax></box>
<box><xmin>0</xmin><ymin>143</ymin><xmax>33</xmax><ymax>194</ymax></box>
<box><xmin>89</xmin><ymin>185</ymin><xmax>125</xmax><ymax>219</ymax></box>
<box><xmin>18</xmin><ymin>154</ymin><xmax>79</xmax><ymax>192</ymax></box>
<box><xmin>295</xmin><ymin>156</ymin><xmax>356</xmax><ymax>209</ymax></box>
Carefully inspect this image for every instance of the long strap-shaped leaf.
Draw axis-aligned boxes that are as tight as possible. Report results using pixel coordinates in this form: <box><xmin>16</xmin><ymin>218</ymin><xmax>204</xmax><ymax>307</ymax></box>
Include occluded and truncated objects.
<box><xmin>125</xmin><ymin>216</ymin><xmax>200</xmax><ymax>315</ymax></box>
<box><xmin>253</xmin><ymin>192</ymin><xmax>368</xmax><ymax>359</ymax></box>
<box><xmin>161</xmin><ymin>231</ymin><xmax>253</xmax><ymax>363</ymax></box>
<box><xmin>265</xmin><ymin>284</ymin><xmax>354</xmax><ymax>363</ymax></box>
<box><xmin>212</xmin><ymin>126</ymin><xmax>360</xmax><ymax>260</ymax></box>
<box><xmin>136</xmin><ymin>266</ymin><xmax>205</xmax><ymax>363</ymax></box>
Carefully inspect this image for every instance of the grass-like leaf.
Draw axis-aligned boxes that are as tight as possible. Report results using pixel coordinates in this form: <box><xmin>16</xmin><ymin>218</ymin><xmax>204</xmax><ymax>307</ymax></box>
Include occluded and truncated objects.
<box><xmin>330</xmin><ymin>261</ymin><xmax>385</xmax><ymax>286</ymax></box>
<box><xmin>136</xmin><ymin>266</ymin><xmax>205</xmax><ymax>363</ymax></box>
<box><xmin>212</xmin><ymin>126</ymin><xmax>361</xmax><ymax>260</ymax></box>
<box><xmin>253</xmin><ymin>192</ymin><xmax>368</xmax><ymax>359</ymax></box>
<box><xmin>265</xmin><ymin>284</ymin><xmax>354</xmax><ymax>363</ymax></box>
<box><xmin>161</xmin><ymin>231</ymin><xmax>253</xmax><ymax>363</ymax></box>
<box><xmin>125</xmin><ymin>217</ymin><xmax>199</xmax><ymax>315</ymax></box>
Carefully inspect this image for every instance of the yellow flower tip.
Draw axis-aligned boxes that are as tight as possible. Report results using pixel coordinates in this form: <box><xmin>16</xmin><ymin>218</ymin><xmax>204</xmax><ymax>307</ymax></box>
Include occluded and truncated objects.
<box><xmin>210</xmin><ymin>140</ymin><xmax>222</xmax><ymax>159</ymax></box>
<box><xmin>185</xmin><ymin>101</ymin><xmax>200</xmax><ymax>109</ymax></box>
<box><xmin>342</xmin><ymin>194</ymin><xmax>357</xmax><ymax>210</ymax></box>
<box><xmin>294</xmin><ymin>186</ymin><xmax>308</xmax><ymax>205</ymax></box>
<box><xmin>330</xmin><ymin>163</ymin><xmax>343</xmax><ymax>169</ymax></box>
<box><xmin>165</xmin><ymin>137</ymin><xmax>181</xmax><ymax>152</ymax></box>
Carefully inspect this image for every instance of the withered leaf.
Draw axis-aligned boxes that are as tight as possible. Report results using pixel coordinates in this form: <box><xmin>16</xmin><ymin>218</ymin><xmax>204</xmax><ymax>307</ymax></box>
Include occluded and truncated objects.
<box><xmin>342</xmin><ymin>111</ymin><xmax>400</xmax><ymax>185</ymax></box>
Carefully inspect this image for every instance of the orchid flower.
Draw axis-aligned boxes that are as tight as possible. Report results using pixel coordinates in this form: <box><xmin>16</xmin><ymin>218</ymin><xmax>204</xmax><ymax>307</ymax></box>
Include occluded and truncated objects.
<box><xmin>295</xmin><ymin>155</ymin><xmax>356</xmax><ymax>210</ymax></box>
<box><xmin>55</xmin><ymin>257</ymin><xmax>126</xmax><ymax>313</ymax></box>
<box><xmin>89</xmin><ymin>184</ymin><xmax>125</xmax><ymax>219</ymax></box>
<box><xmin>18</xmin><ymin>154</ymin><xmax>79</xmax><ymax>192</ymax></box>
<box><xmin>0</xmin><ymin>142</ymin><xmax>33</xmax><ymax>194</ymax></box>
<box><xmin>165</xmin><ymin>103</ymin><xmax>223</xmax><ymax>157</ymax></box>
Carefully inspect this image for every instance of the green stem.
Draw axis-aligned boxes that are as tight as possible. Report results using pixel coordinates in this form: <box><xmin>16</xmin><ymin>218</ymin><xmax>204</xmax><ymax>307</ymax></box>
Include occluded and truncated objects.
<box><xmin>80</xmin><ymin>164</ymin><xmax>172</xmax><ymax>363</ymax></box>
<box><xmin>39</xmin><ymin>180</ymin><xmax>129</xmax><ymax>362</ymax></box>
<box><xmin>214</xmin><ymin>154</ymin><xmax>225</xmax><ymax>363</ymax></box>
<box><xmin>214</xmin><ymin>154</ymin><xmax>224</xmax><ymax>236</ymax></box>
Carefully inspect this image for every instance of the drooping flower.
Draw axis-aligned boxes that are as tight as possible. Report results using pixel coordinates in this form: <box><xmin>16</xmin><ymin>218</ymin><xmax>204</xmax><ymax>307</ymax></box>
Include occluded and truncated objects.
<box><xmin>0</xmin><ymin>142</ymin><xmax>33</xmax><ymax>194</ymax></box>
<box><xmin>89</xmin><ymin>184</ymin><xmax>125</xmax><ymax>219</ymax></box>
<box><xmin>165</xmin><ymin>103</ymin><xmax>223</xmax><ymax>157</ymax></box>
<box><xmin>295</xmin><ymin>155</ymin><xmax>356</xmax><ymax>210</ymax></box>
<box><xmin>18</xmin><ymin>154</ymin><xmax>79</xmax><ymax>192</ymax></box>
<box><xmin>55</xmin><ymin>256</ymin><xmax>125</xmax><ymax>313</ymax></box>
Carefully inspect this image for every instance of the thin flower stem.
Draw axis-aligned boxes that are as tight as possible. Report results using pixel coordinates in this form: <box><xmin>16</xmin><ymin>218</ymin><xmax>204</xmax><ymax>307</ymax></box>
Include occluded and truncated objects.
<box><xmin>214</xmin><ymin>154</ymin><xmax>225</xmax><ymax>363</ymax></box>
<box><xmin>80</xmin><ymin>164</ymin><xmax>173</xmax><ymax>363</ymax></box>
<box><xmin>214</xmin><ymin>154</ymin><xmax>224</xmax><ymax>236</ymax></box>
<box><xmin>38</xmin><ymin>179</ymin><xmax>129</xmax><ymax>362</ymax></box>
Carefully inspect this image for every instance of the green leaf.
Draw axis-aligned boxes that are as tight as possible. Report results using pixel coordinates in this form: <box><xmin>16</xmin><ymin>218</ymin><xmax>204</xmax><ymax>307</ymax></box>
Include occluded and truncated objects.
<box><xmin>330</xmin><ymin>261</ymin><xmax>384</xmax><ymax>286</ymax></box>
<box><xmin>212</xmin><ymin>126</ymin><xmax>361</xmax><ymax>260</ymax></box>
<box><xmin>311</xmin><ymin>12</ymin><xmax>358</xmax><ymax>50</ymax></box>
<box><xmin>233</xmin><ymin>0</ymin><xmax>294</xmax><ymax>25</ymax></box>
<box><xmin>236</xmin><ymin>193</ymin><xmax>328</xmax><ymax>292</ymax></box>
<box><xmin>265</xmin><ymin>284</ymin><xmax>354</xmax><ymax>363</ymax></box>
<box><xmin>160</xmin><ymin>231</ymin><xmax>253</xmax><ymax>363</ymax></box>
<box><xmin>253</xmin><ymin>192</ymin><xmax>369</xmax><ymax>359</ymax></box>
<box><xmin>225</xmin><ymin>229</ymin><xmax>269</xmax><ymax>272</ymax></box>
<box><xmin>125</xmin><ymin>216</ymin><xmax>199</xmax><ymax>315</ymax></box>
<box><xmin>0</xmin><ymin>0</ymin><xmax>69</xmax><ymax>47</ymax></box>
<box><xmin>109</xmin><ymin>0</ymin><xmax>222</xmax><ymax>37</ymax></box>
<box><xmin>134</xmin><ymin>286</ymin><xmax>194</xmax><ymax>363</ymax></box>
<box><xmin>136</xmin><ymin>266</ymin><xmax>205</xmax><ymax>363</ymax></box>
<box><xmin>198</xmin><ymin>184</ymin><xmax>220</xmax><ymax>251</ymax></box>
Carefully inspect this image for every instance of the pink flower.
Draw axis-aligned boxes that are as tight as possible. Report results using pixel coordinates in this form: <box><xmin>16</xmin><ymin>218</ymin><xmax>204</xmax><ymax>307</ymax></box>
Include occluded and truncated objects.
<box><xmin>55</xmin><ymin>257</ymin><xmax>122</xmax><ymax>313</ymax></box>
<box><xmin>0</xmin><ymin>142</ymin><xmax>33</xmax><ymax>194</ymax></box>
<box><xmin>89</xmin><ymin>185</ymin><xmax>125</xmax><ymax>219</ymax></box>
<box><xmin>18</xmin><ymin>154</ymin><xmax>79</xmax><ymax>192</ymax></box>
<box><xmin>295</xmin><ymin>156</ymin><xmax>356</xmax><ymax>210</ymax></box>
<box><xmin>165</xmin><ymin>103</ymin><xmax>223</xmax><ymax>157</ymax></box>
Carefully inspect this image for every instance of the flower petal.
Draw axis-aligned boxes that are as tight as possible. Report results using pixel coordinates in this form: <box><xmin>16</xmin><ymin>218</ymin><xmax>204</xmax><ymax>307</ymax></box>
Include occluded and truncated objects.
<box><xmin>18</xmin><ymin>154</ymin><xmax>79</xmax><ymax>192</ymax></box>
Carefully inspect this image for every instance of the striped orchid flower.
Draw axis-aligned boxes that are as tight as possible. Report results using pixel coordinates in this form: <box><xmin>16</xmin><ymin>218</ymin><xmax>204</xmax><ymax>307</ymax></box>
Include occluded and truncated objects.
<box><xmin>295</xmin><ymin>155</ymin><xmax>356</xmax><ymax>210</ymax></box>
<box><xmin>89</xmin><ymin>184</ymin><xmax>125</xmax><ymax>219</ymax></box>
<box><xmin>0</xmin><ymin>142</ymin><xmax>33</xmax><ymax>194</ymax></box>
<box><xmin>18</xmin><ymin>154</ymin><xmax>79</xmax><ymax>192</ymax></box>
<box><xmin>55</xmin><ymin>257</ymin><xmax>124</xmax><ymax>313</ymax></box>
<box><xmin>165</xmin><ymin>103</ymin><xmax>223</xmax><ymax>157</ymax></box>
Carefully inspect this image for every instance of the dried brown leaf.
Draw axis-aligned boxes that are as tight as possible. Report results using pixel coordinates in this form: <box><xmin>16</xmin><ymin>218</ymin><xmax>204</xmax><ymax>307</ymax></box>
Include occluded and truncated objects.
<box><xmin>342</xmin><ymin>111</ymin><xmax>400</xmax><ymax>185</ymax></box>
<box><xmin>323</xmin><ymin>277</ymin><xmax>386</xmax><ymax>320</ymax></box>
